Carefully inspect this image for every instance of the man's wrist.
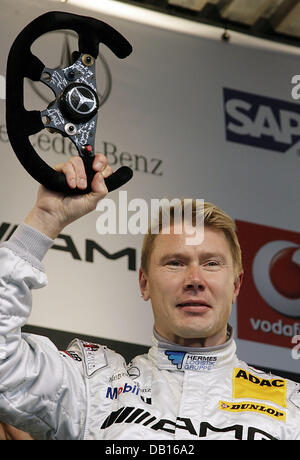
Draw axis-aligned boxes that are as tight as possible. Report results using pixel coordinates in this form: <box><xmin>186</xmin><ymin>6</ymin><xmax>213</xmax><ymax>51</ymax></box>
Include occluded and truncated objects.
<box><xmin>25</xmin><ymin>207</ymin><xmax>63</xmax><ymax>240</ymax></box>
<box><xmin>5</xmin><ymin>223</ymin><xmax>54</xmax><ymax>263</ymax></box>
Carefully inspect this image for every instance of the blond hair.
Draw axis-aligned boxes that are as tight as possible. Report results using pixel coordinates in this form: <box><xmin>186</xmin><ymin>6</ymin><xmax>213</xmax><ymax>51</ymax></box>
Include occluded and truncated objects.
<box><xmin>141</xmin><ymin>200</ymin><xmax>243</xmax><ymax>276</ymax></box>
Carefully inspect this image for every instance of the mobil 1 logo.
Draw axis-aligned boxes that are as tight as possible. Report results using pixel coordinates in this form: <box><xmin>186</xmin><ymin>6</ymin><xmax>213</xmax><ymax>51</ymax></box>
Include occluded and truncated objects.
<box><xmin>223</xmin><ymin>88</ymin><xmax>300</xmax><ymax>153</ymax></box>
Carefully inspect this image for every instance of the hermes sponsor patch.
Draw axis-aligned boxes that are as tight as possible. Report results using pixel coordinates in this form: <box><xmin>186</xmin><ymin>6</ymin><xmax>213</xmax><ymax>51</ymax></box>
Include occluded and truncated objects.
<box><xmin>233</xmin><ymin>368</ymin><xmax>287</xmax><ymax>407</ymax></box>
<box><xmin>219</xmin><ymin>401</ymin><xmax>286</xmax><ymax>421</ymax></box>
<box><xmin>165</xmin><ymin>351</ymin><xmax>217</xmax><ymax>371</ymax></box>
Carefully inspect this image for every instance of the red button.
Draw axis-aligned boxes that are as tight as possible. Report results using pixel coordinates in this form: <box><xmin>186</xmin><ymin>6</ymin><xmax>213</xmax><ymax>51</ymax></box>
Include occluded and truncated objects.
<box><xmin>82</xmin><ymin>145</ymin><xmax>93</xmax><ymax>153</ymax></box>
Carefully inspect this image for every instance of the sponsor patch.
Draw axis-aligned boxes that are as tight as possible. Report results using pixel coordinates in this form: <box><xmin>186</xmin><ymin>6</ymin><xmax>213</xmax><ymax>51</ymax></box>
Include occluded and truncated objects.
<box><xmin>233</xmin><ymin>368</ymin><xmax>287</xmax><ymax>407</ymax></box>
<box><xmin>80</xmin><ymin>341</ymin><xmax>108</xmax><ymax>377</ymax></box>
<box><xmin>106</xmin><ymin>382</ymin><xmax>140</xmax><ymax>400</ymax></box>
<box><xmin>219</xmin><ymin>401</ymin><xmax>286</xmax><ymax>421</ymax></box>
<box><xmin>60</xmin><ymin>350</ymin><xmax>82</xmax><ymax>362</ymax></box>
<box><xmin>165</xmin><ymin>351</ymin><xmax>217</xmax><ymax>371</ymax></box>
<box><xmin>105</xmin><ymin>383</ymin><xmax>151</xmax><ymax>405</ymax></box>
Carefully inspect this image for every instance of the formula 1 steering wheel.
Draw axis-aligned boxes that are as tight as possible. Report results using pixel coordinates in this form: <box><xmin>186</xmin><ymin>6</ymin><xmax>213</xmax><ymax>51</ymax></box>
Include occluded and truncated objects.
<box><xmin>6</xmin><ymin>11</ymin><xmax>133</xmax><ymax>194</ymax></box>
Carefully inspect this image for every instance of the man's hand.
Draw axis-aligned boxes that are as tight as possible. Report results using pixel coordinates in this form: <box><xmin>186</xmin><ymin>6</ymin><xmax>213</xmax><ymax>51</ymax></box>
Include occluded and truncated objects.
<box><xmin>0</xmin><ymin>422</ymin><xmax>33</xmax><ymax>440</ymax></box>
<box><xmin>25</xmin><ymin>153</ymin><xmax>113</xmax><ymax>239</ymax></box>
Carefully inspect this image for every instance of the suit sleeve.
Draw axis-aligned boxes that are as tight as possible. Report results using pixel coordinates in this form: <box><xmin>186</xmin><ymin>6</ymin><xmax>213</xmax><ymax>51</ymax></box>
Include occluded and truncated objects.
<box><xmin>0</xmin><ymin>224</ymin><xmax>88</xmax><ymax>440</ymax></box>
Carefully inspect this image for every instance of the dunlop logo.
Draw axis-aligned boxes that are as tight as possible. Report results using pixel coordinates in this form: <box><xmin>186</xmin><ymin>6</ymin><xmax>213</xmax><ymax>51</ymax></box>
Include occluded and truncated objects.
<box><xmin>219</xmin><ymin>401</ymin><xmax>286</xmax><ymax>421</ymax></box>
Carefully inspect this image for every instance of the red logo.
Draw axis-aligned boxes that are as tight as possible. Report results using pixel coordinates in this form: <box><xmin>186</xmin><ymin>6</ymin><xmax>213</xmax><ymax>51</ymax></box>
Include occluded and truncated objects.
<box><xmin>236</xmin><ymin>220</ymin><xmax>300</xmax><ymax>349</ymax></box>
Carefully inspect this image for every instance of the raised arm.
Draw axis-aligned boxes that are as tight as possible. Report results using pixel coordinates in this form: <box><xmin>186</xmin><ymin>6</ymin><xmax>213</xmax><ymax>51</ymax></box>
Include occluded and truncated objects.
<box><xmin>25</xmin><ymin>153</ymin><xmax>112</xmax><ymax>238</ymax></box>
<box><xmin>0</xmin><ymin>155</ymin><xmax>112</xmax><ymax>439</ymax></box>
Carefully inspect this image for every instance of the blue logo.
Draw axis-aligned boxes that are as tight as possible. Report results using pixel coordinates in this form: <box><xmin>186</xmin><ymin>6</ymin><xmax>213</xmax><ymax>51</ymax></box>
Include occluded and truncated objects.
<box><xmin>165</xmin><ymin>351</ymin><xmax>186</xmax><ymax>369</ymax></box>
<box><xmin>223</xmin><ymin>87</ymin><xmax>300</xmax><ymax>153</ymax></box>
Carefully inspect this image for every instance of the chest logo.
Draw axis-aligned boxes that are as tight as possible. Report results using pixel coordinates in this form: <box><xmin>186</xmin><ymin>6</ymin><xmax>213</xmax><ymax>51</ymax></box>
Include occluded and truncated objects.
<box><xmin>165</xmin><ymin>351</ymin><xmax>217</xmax><ymax>371</ymax></box>
<box><xmin>233</xmin><ymin>368</ymin><xmax>287</xmax><ymax>407</ymax></box>
<box><xmin>220</xmin><ymin>401</ymin><xmax>286</xmax><ymax>421</ymax></box>
<box><xmin>165</xmin><ymin>351</ymin><xmax>186</xmax><ymax>369</ymax></box>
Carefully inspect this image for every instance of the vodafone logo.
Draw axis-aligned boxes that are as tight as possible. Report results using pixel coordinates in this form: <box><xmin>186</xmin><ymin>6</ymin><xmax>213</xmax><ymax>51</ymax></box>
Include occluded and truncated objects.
<box><xmin>236</xmin><ymin>220</ymin><xmax>300</xmax><ymax>350</ymax></box>
<box><xmin>253</xmin><ymin>241</ymin><xmax>300</xmax><ymax>317</ymax></box>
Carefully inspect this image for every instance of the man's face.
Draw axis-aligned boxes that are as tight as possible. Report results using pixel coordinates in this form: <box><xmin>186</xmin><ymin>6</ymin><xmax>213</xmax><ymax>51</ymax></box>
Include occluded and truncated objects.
<box><xmin>139</xmin><ymin>225</ymin><xmax>243</xmax><ymax>347</ymax></box>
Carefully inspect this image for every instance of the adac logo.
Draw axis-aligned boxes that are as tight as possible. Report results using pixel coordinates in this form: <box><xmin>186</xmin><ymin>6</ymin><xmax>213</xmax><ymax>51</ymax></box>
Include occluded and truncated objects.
<box><xmin>29</xmin><ymin>31</ymin><xmax>111</xmax><ymax>107</ymax></box>
<box><xmin>165</xmin><ymin>351</ymin><xmax>186</xmax><ymax>369</ymax></box>
<box><xmin>233</xmin><ymin>368</ymin><xmax>287</xmax><ymax>408</ymax></box>
<box><xmin>236</xmin><ymin>219</ymin><xmax>300</xmax><ymax>349</ymax></box>
<box><xmin>223</xmin><ymin>87</ymin><xmax>300</xmax><ymax>154</ymax></box>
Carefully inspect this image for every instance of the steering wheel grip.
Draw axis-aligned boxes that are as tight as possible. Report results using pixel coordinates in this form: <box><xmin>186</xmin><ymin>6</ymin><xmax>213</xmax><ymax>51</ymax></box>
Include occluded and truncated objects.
<box><xmin>6</xmin><ymin>11</ymin><xmax>133</xmax><ymax>194</ymax></box>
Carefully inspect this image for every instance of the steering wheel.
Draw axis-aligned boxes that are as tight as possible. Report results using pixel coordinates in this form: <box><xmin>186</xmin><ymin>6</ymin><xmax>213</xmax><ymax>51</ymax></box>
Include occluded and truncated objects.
<box><xmin>6</xmin><ymin>11</ymin><xmax>133</xmax><ymax>194</ymax></box>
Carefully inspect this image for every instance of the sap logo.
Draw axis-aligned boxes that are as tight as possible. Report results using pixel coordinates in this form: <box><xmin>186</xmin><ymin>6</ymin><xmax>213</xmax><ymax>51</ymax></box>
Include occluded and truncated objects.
<box><xmin>223</xmin><ymin>87</ymin><xmax>300</xmax><ymax>153</ymax></box>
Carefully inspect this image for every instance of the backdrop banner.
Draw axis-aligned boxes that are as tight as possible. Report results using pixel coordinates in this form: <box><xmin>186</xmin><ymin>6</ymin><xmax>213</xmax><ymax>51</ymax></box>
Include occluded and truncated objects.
<box><xmin>0</xmin><ymin>0</ymin><xmax>299</xmax><ymax>378</ymax></box>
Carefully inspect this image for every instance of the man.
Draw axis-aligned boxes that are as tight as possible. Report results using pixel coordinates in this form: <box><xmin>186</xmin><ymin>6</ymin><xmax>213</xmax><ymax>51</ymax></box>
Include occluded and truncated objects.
<box><xmin>0</xmin><ymin>422</ymin><xmax>33</xmax><ymax>440</ymax></box>
<box><xmin>0</xmin><ymin>154</ymin><xmax>299</xmax><ymax>440</ymax></box>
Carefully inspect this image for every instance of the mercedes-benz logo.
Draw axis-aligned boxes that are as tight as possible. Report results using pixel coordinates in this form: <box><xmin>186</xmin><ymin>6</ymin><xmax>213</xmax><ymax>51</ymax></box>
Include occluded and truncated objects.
<box><xmin>59</xmin><ymin>82</ymin><xmax>99</xmax><ymax>122</ymax></box>
<box><xmin>68</xmin><ymin>86</ymin><xmax>97</xmax><ymax>114</ymax></box>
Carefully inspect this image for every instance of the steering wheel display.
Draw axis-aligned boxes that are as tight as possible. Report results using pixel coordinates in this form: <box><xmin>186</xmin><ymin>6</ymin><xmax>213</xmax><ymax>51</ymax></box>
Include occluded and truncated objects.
<box><xmin>6</xmin><ymin>11</ymin><xmax>133</xmax><ymax>194</ymax></box>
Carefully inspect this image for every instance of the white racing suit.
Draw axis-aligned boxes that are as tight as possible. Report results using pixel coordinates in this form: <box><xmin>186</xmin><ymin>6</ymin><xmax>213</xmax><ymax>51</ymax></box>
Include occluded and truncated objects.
<box><xmin>0</xmin><ymin>224</ymin><xmax>300</xmax><ymax>440</ymax></box>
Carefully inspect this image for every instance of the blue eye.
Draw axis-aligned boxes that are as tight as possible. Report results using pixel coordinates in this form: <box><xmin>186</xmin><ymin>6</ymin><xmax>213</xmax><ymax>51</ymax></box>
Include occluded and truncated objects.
<box><xmin>168</xmin><ymin>260</ymin><xmax>182</xmax><ymax>266</ymax></box>
<box><xmin>203</xmin><ymin>259</ymin><xmax>223</xmax><ymax>270</ymax></box>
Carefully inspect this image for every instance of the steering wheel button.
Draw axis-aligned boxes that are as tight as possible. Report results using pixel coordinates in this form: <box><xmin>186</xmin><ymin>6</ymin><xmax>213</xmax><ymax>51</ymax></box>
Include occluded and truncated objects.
<box><xmin>81</xmin><ymin>144</ymin><xmax>93</xmax><ymax>155</ymax></box>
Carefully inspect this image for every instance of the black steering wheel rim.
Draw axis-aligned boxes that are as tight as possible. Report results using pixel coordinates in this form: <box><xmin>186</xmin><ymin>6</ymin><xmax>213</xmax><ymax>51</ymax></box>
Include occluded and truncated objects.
<box><xmin>6</xmin><ymin>11</ymin><xmax>133</xmax><ymax>194</ymax></box>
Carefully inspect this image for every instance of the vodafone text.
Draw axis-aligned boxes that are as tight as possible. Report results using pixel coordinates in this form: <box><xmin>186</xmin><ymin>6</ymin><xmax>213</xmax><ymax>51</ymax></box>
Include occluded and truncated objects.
<box><xmin>250</xmin><ymin>318</ymin><xmax>300</xmax><ymax>337</ymax></box>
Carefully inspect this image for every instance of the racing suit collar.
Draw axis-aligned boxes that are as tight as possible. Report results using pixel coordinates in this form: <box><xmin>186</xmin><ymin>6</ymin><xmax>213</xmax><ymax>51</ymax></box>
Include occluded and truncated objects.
<box><xmin>149</xmin><ymin>325</ymin><xmax>237</xmax><ymax>372</ymax></box>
